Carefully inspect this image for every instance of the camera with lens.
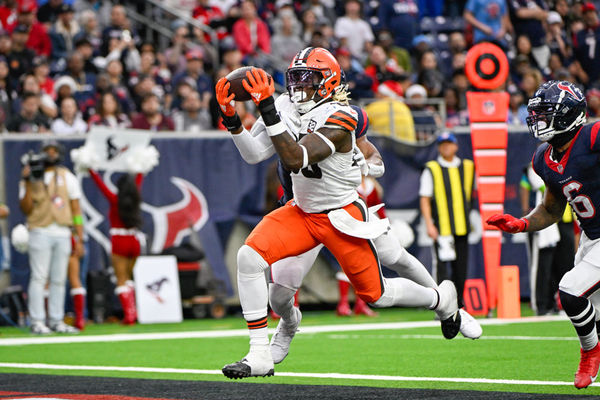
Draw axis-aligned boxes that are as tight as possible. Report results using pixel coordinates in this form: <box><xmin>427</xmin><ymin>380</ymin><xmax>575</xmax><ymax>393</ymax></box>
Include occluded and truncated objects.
<box><xmin>21</xmin><ymin>151</ymin><xmax>49</xmax><ymax>181</ymax></box>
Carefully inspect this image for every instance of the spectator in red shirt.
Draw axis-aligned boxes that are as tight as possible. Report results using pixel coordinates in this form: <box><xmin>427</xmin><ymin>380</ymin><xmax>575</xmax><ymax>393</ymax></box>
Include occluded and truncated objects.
<box><xmin>8</xmin><ymin>2</ymin><xmax>51</xmax><ymax>57</ymax></box>
<box><xmin>192</xmin><ymin>0</ymin><xmax>224</xmax><ymax>24</ymax></box>
<box><xmin>192</xmin><ymin>0</ymin><xmax>227</xmax><ymax>41</ymax></box>
<box><xmin>364</xmin><ymin>45</ymin><xmax>405</xmax><ymax>94</ymax></box>
<box><xmin>131</xmin><ymin>93</ymin><xmax>174</xmax><ymax>131</ymax></box>
<box><xmin>232</xmin><ymin>0</ymin><xmax>270</xmax><ymax>59</ymax></box>
<box><xmin>0</xmin><ymin>0</ymin><xmax>17</xmax><ymax>30</ymax></box>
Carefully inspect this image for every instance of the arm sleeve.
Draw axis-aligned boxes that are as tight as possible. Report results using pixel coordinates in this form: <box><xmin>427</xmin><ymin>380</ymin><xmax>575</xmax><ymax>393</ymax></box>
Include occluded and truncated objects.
<box><xmin>231</xmin><ymin>118</ymin><xmax>276</xmax><ymax>164</ymax></box>
<box><xmin>527</xmin><ymin>165</ymin><xmax>545</xmax><ymax>192</ymax></box>
<box><xmin>89</xmin><ymin>169</ymin><xmax>117</xmax><ymax>202</ymax></box>
<box><xmin>65</xmin><ymin>171</ymin><xmax>82</xmax><ymax>200</ymax></box>
<box><xmin>418</xmin><ymin>168</ymin><xmax>434</xmax><ymax>197</ymax></box>
<box><xmin>18</xmin><ymin>181</ymin><xmax>25</xmax><ymax>200</ymax></box>
<box><xmin>364</xmin><ymin>22</ymin><xmax>375</xmax><ymax>42</ymax></box>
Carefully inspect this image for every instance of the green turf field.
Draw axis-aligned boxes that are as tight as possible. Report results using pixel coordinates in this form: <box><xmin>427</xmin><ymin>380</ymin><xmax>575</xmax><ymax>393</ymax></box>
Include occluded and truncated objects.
<box><xmin>0</xmin><ymin>307</ymin><xmax>598</xmax><ymax>396</ymax></box>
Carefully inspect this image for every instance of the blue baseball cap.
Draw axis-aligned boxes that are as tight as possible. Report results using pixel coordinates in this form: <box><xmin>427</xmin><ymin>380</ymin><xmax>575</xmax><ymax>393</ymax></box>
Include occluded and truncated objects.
<box><xmin>436</xmin><ymin>132</ymin><xmax>458</xmax><ymax>144</ymax></box>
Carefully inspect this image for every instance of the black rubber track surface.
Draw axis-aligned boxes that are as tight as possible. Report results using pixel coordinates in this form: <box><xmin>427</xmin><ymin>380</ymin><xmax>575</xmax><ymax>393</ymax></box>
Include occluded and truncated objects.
<box><xmin>0</xmin><ymin>373</ymin><xmax>597</xmax><ymax>400</ymax></box>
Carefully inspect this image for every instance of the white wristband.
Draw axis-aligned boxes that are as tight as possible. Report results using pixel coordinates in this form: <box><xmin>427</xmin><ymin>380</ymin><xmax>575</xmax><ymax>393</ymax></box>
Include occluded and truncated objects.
<box><xmin>299</xmin><ymin>145</ymin><xmax>309</xmax><ymax>169</ymax></box>
<box><xmin>368</xmin><ymin>163</ymin><xmax>385</xmax><ymax>178</ymax></box>
<box><xmin>266</xmin><ymin>121</ymin><xmax>286</xmax><ymax>137</ymax></box>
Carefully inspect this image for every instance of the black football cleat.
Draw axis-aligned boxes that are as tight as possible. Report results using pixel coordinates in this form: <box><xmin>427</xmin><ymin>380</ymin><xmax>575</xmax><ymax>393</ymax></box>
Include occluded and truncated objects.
<box><xmin>441</xmin><ymin>310</ymin><xmax>462</xmax><ymax>339</ymax></box>
<box><xmin>222</xmin><ymin>353</ymin><xmax>275</xmax><ymax>380</ymax></box>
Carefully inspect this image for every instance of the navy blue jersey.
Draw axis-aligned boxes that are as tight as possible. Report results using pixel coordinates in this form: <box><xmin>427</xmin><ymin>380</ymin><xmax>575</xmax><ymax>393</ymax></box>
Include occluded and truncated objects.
<box><xmin>532</xmin><ymin>122</ymin><xmax>600</xmax><ymax>239</ymax></box>
<box><xmin>276</xmin><ymin>105</ymin><xmax>369</xmax><ymax>206</ymax></box>
<box><xmin>574</xmin><ymin>26</ymin><xmax>600</xmax><ymax>83</ymax></box>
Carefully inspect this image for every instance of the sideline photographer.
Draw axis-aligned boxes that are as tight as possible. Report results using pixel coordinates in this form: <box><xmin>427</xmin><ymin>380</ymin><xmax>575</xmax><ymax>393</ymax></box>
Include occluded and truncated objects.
<box><xmin>19</xmin><ymin>139</ymin><xmax>83</xmax><ymax>334</ymax></box>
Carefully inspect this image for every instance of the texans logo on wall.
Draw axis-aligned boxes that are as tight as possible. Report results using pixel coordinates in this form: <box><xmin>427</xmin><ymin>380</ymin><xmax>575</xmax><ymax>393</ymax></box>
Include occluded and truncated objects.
<box><xmin>82</xmin><ymin>173</ymin><xmax>209</xmax><ymax>255</ymax></box>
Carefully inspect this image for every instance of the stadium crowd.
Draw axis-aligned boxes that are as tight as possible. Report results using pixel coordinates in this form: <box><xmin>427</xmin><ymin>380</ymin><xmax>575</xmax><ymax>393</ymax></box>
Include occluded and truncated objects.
<box><xmin>1</xmin><ymin>0</ymin><xmax>600</xmax><ymax>136</ymax></box>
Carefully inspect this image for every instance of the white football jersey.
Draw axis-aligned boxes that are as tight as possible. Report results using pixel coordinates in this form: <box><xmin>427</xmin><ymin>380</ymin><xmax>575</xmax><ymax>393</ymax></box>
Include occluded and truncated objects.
<box><xmin>275</xmin><ymin>94</ymin><xmax>362</xmax><ymax>213</ymax></box>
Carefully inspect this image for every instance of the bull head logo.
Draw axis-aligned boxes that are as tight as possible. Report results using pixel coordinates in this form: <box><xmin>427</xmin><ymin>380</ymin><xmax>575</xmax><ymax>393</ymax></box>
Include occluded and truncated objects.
<box><xmin>81</xmin><ymin>175</ymin><xmax>209</xmax><ymax>255</ymax></box>
<box><xmin>142</xmin><ymin>177</ymin><xmax>209</xmax><ymax>253</ymax></box>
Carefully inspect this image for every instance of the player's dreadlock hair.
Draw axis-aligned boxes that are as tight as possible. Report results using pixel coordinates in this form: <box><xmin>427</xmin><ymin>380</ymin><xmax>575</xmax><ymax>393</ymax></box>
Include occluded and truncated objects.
<box><xmin>332</xmin><ymin>83</ymin><xmax>351</xmax><ymax>104</ymax></box>
<box><xmin>116</xmin><ymin>174</ymin><xmax>142</xmax><ymax>229</ymax></box>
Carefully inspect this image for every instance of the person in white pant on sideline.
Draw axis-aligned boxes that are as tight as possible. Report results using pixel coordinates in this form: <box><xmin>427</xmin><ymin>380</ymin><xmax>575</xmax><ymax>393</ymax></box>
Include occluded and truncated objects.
<box><xmin>19</xmin><ymin>140</ymin><xmax>84</xmax><ymax>334</ymax></box>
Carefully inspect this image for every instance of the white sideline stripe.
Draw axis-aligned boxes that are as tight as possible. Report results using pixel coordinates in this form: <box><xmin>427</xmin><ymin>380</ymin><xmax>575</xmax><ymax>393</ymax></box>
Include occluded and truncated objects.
<box><xmin>471</xmin><ymin>122</ymin><xmax>508</xmax><ymax>130</ymax></box>
<box><xmin>0</xmin><ymin>362</ymin><xmax>596</xmax><ymax>387</ymax></box>
<box><xmin>478</xmin><ymin>176</ymin><xmax>505</xmax><ymax>184</ymax></box>
<box><xmin>0</xmin><ymin>315</ymin><xmax>569</xmax><ymax>346</ymax></box>
<box><xmin>480</xmin><ymin>203</ymin><xmax>504</xmax><ymax>210</ymax></box>
<box><xmin>326</xmin><ymin>334</ymin><xmax>578</xmax><ymax>341</ymax></box>
<box><xmin>474</xmin><ymin>149</ymin><xmax>506</xmax><ymax>157</ymax></box>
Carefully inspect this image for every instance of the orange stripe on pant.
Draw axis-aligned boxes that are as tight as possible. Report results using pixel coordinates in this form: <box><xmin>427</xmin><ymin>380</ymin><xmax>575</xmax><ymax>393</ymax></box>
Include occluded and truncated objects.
<box><xmin>245</xmin><ymin>201</ymin><xmax>383</xmax><ymax>303</ymax></box>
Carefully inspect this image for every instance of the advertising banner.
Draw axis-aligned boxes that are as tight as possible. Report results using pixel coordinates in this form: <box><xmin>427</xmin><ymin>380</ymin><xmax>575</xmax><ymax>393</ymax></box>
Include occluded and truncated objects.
<box><xmin>3</xmin><ymin>132</ymin><xmax>539</xmax><ymax>300</ymax></box>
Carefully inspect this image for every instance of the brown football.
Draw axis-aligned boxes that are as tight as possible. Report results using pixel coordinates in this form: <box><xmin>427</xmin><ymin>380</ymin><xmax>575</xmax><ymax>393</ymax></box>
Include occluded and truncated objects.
<box><xmin>225</xmin><ymin>66</ymin><xmax>272</xmax><ymax>102</ymax></box>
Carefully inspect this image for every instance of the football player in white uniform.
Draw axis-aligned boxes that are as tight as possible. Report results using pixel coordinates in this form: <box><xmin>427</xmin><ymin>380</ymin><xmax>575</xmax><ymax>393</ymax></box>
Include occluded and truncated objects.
<box><xmin>215</xmin><ymin>47</ymin><xmax>480</xmax><ymax>379</ymax></box>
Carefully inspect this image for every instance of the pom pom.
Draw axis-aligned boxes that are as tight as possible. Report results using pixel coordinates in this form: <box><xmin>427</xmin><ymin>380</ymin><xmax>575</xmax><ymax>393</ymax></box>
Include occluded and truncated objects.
<box><xmin>125</xmin><ymin>145</ymin><xmax>160</xmax><ymax>174</ymax></box>
<box><xmin>70</xmin><ymin>143</ymin><xmax>101</xmax><ymax>174</ymax></box>
<box><xmin>11</xmin><ymin>224</ymin><xmax>29</xmax><ymax>254</ymax></box>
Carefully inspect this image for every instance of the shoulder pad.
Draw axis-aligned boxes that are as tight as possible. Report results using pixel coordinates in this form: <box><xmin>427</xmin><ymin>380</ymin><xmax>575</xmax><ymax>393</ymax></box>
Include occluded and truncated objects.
<box><xmin>532</xmin><ymin>142</ymin><xmax>549</xmax><ymax>176</ymax></box>
<box><xmin>275</xmin><ymin>93</ymin><xmax>293</xmax><ymax>108</ymax></box>
<box><xmin>351</xmin><ymin>105</ymin><xmax>369</xmax><ymax>139</ymax></box>
<box><xmin>322</xmin><ymin>104</ymin><xmax>358</xmax><ymax>132</ymax></box>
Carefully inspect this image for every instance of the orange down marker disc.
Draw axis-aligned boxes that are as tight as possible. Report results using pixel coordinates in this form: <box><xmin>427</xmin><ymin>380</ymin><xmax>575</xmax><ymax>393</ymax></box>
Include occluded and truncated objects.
<box><xmin>465</xmin><ymin>43</ymin><xmax>509</xmax><ymax>90</ymax></box>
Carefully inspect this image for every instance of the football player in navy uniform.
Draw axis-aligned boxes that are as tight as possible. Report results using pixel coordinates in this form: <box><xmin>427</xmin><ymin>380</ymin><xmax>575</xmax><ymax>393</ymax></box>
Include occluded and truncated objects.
<box><xmin>487</xmin><ymin>80</ymin><xmax>600</xmax><ymax>389</ymax></box>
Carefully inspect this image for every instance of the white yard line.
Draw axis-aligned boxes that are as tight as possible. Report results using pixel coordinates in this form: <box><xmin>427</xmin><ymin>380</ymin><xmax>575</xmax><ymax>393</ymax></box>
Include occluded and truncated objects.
<box><xmin>325</xmin><ymin>334</ymin><xmax>578</xmax><ymax>341</ymax></box>
<box><xmin>0</xmin><ymin>362</ymin><xmax>596</xmax><ymax>387</ymax></box>
<box><xmin>0</xmin><ymin>315</ymin><xmax>569</xmax><ymax>346</ymax></box>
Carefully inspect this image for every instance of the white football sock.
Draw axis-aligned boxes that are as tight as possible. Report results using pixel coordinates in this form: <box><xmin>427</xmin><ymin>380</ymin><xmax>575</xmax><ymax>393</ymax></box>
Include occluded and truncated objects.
<box><xmin>392</xmin><ymin>247</ymin><xmax>438</xmax><ymax>288</ymax></box>
<box><xmin>374</xmin><ymin>230</ymin><xmax>437</xmax><ymax>288</ymax></box>
<box><xmin>237</xmin><ymin>245</ymin><xmax>270</xmax><ymax>346</ymax></box>
<box><xmin>269</xmin><ymin>283</ymin><xmax>298</xmax><ymax>324</ymax></box>
<box><xmin>372</xmin><ymin>277</ymin><xmax>437</xmax><ymax>308</ymax></box>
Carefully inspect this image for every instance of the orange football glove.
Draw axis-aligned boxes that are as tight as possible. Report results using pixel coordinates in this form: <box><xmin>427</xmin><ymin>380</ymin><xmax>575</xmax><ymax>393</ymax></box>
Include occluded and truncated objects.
<box><xmin>215</xmin><ymin>77</ymin><xmax>236</xmax><ymax>117</ymax></box>
<box><xmin>242</xmin><ymin>68</ymin><xmax>274</xmax><ymax>106</ymax></box>
<box><xmin>486</xmin><ymin>214</ymin><xmax>529</xmax><ymax>233</ymax></box>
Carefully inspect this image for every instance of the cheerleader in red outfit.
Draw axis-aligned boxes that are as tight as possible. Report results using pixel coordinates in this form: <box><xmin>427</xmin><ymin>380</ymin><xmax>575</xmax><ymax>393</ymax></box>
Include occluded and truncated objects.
<box><xmin>68</xmin><ymin>233</ymin><xmax>86</xmax><ymax>330</ymax></box>
<box><xmin>89</xmin><ymin>169</ymin><xmax>143</xmax><ymax>325</ymax></box>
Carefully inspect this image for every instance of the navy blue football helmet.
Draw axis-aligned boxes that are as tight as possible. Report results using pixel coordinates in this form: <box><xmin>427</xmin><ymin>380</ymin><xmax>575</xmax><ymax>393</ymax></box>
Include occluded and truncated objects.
<box><xmin>526</xmin><ymin>80</ymin><xmax>587</xmax><ymax>143</ymax></box>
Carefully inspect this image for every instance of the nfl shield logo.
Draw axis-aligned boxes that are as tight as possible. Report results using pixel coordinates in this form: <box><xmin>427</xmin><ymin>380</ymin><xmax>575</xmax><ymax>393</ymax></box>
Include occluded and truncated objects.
<box><xmin>483</xmin><ymin>100</ymin><xmax>496</xmax><ymax>115</ymax></box>
<box><xmin>558</xmin><ymin>165</ymin><xmax>564</xmax><ymax>173</ymax></box>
